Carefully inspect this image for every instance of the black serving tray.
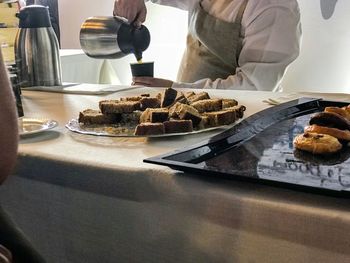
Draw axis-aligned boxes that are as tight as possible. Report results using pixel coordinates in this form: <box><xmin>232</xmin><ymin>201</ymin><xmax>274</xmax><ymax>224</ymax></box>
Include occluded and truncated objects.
<box><xmin>144</xmin><ymin>98</ymin><xmax>350</xmax><ymax>197</ymax></box>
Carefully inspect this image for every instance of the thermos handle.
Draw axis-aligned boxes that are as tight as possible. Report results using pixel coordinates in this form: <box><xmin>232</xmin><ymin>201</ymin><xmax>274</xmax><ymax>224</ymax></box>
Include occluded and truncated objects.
<box><xmin>112</xmin><ymin>15</ymin><xmax>129</xmax><ymax>24</ymax></box>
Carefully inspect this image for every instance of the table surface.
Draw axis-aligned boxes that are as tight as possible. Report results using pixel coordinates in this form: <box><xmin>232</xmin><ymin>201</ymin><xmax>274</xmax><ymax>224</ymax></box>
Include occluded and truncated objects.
<box><xmin>1</xmin><ymin>87</ymin><xmax>350</xmax><ymax>263</ymax></box>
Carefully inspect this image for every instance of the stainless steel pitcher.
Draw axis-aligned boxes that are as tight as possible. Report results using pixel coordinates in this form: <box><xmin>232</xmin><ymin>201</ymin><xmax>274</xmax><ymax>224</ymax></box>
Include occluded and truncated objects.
<box><xmin>80</xmin><ymin>16</ymin><xmax>150</xmax><ymax>61</ymax></box>
<box><xmin>15</xmin><ymin>5</ymin><xmax>62</xmax><ymax>87</ymax></box>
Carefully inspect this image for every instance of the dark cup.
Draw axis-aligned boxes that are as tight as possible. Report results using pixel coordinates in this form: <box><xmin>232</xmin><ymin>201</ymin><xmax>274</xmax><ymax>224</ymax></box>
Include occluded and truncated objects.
<box><xmin>130</xmin><ymin>62</ymin><xmax>154</xmax><ymax>77</ymax></box>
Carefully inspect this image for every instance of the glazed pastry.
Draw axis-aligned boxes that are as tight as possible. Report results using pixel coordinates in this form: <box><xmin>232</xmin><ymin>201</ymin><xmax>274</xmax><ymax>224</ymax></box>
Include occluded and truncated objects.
<box><xmin>304</xmin><ymin>124</ymin><xmax>350</xmax><ymax>141</ymax></box>
<box><xmin>293</xmin><ymin>132</ymin><xmax>342</xmax><ymax>155</ymax></box>
<box><xmin>309</xmin><ymin>112</ymin><xmax>350</xmax><ymax>130</ymax></box>
<box><xmin>324</xmin><ymin>107</ymin><xmax>350</xmax><ymax>121</ymax></box>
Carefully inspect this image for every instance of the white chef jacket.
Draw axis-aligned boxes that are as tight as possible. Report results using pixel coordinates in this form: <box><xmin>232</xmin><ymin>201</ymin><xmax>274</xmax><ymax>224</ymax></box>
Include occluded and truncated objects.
<box><xmin>149</xmin><ymin>0</ymin><xmax>302</xmax><ymax>91</ymax></box>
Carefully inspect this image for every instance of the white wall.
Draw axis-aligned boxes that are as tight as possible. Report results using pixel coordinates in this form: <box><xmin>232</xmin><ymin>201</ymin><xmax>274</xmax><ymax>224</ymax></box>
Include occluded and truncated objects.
<box><xmin>58</xmin><ymin>0</ymin><xmax>115</xmax><ymax>49</ymax></box>
<box><xmin>281</xmin><ymin>0</ymin><xmax>350</xmax><ymax>93</ymax></box>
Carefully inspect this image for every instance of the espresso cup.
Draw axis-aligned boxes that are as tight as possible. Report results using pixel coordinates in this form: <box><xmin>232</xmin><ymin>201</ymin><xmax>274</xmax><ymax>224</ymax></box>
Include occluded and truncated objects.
<box><xmin>130</xmin><ymin>62</ymin><xmax>154</xmax><ymax>77</ymax></box>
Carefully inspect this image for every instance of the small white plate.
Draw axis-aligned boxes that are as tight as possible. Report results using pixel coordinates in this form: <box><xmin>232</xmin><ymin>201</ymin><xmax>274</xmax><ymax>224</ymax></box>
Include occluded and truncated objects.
<box><xmin>19</xmin><ymin>118</ymin><xmax>58</xmax><ymax>136</ymax></box>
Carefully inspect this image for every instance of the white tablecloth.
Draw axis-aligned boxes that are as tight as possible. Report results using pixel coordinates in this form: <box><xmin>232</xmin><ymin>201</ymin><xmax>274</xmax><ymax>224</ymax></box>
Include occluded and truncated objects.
<box><xmin>1</xmin><ymin>88</ymin><xmax>350</xmax><ymax>263</ymax></box>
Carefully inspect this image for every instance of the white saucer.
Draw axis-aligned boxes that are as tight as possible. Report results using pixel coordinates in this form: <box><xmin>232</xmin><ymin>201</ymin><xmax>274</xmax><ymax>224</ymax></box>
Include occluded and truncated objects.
<box><xmin>19</xmin><ymin>118</ymin><xmax>58</xmax><ymax>136</ymax></box>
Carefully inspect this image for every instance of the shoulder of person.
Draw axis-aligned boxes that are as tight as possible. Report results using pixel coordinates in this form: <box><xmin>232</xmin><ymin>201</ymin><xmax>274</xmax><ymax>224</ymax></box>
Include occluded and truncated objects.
<box><xmin>247</xmin><ymin>0</ymin><xmax>299</xmax><ymax>12</ymax></box>
<box><xmin>244</xmin><ymin>0</ymin><xmax>300</xmax><ymax>20</ymax></box>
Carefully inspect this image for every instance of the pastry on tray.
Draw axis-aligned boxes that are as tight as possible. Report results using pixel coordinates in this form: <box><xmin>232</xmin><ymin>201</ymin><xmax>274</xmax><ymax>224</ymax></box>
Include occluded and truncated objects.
<box><xmin>324</xmin><ymin>106</ymin><xmax>350</xmax><ymax>121</ymax></box>
<box><xmin>304</xmin><ymin>124</ymin><xmax>350</xmax><ymax>141</ymax></box>
<box><xmin>293</xmin><ymin>132</ymin><xmax>342</xmax><ymax>155</ymax></box>
<box><xmin>77</xmin><ymin>87</ymin><xmax>246</xmax><ymax>136</ymax></box>
<box><xmin>294</xmin><ymin>105</ymin><xmax>350</xmax><ymax>155</ymax></box>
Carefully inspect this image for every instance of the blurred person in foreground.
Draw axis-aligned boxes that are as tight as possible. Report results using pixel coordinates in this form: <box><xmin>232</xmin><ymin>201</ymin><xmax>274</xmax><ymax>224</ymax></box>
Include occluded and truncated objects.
<box><xmin>114</xmin><ymin>0</ymin><xmax>301</xmax><ymax>91</ymax></box>
<box><xmin>0</xmin><ymin>47</ymin><xmax>45</xmax><ymax>263</ymax></box>
<box><xmin>0</xmin><ymin>47</ymin><xmax>18</xmax><ymax>183</ymax></box>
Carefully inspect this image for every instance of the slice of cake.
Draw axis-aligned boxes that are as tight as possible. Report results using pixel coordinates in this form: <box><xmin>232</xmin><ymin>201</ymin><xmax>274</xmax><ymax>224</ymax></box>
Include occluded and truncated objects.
<box><xmin>204</xmin><ymin>110</ymin><xmax>236</xmax><ymax>126</ymax></box>
<box><xmin>197</xmin><ymin>115</ymin><xmax>213</xmax><ymax>129</ymax></box>
<box><xmin>139</xmin><ymin>108</ymin><xmax>169</xmax><ymax>123</ymax></box>
<box><xmin>187</xmin><ymin>91</ymin><xmax>210</xmax><ymax>103</ymax></box>
<box><xmin>168</xmin><ymin>102</ymin><xmax>183</xmax><ymax>118</ymax></box>
<box><xmin>134</xmin><ymin>122</ymin><xmax>165</xmax><ymax>136</ymax></box>
<box><xmin>140</xmin><ymin>97</ymin><xmax>161</xmax><ymax>110</ymax></box>
<box><xmin>191</xmin><ymin>99</ymin><xmax>223</xmax><ymax>113</ymax></box>
<box><xmin>120</xmin><ymin>96</ymin><xmax>142</xmax><ymax>101</ymax></box>
<box><xmin>164</xmin><ymin>119</ymin><xmax>193</xmax><ymax>133</ymax></box>
<box><xmin>225</xmin><ymin>105</ymin><xmax>246</xmax><ymax>119</ymax></box>
<box><xmin>184</xmin><ymin>91</ymin><xmax>195</xmax><ymax>98</ymax></box>
<box><xmin>78</xmin><ymin>109</ymin><xmax>120</xmax><ymax>125</ymax></box>
<box><xmin>222</xmin><ymin>99</ymin><xmax>238</xmax><ymax>109</ymax></box>
<box><xmin>120</xmin><ymin>94</ymin><xmax>150</xmax><ymax>101</ymax></box>
<box><xmin>120</xmin><ymin>111</ymin><xmax>142</xmax><ymax>125</ymax></box>
<box><xmin>99</xmin><ymin>100</ymin><xmax>141</xmax><ymax>114</ymax></box>
<box><xmin>160</xmin><ymin>87</ymin><xmax>178</xmax><ymax>107</ymax></box>
<box><xmin>173</xmin><ymin>92</ymin><xmax>188</xmax><ymax>105</ymax></box>
<box><xmin>175</xmin><ymin>104</ymin><xmax>202</xmax><ymax>126</ymax></box>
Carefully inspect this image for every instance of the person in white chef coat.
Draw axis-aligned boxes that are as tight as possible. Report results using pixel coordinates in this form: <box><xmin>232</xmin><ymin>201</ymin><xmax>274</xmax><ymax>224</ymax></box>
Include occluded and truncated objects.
<box><xmin>114</xmin><ymin>0</ymin><xmax>301</xmax><ymax>91</ymax></box>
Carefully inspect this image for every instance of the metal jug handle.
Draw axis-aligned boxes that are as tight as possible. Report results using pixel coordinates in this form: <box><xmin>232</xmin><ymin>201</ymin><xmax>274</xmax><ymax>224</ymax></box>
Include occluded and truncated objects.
<box><xmin>112</xmin><ymin>15</ymin><xmax>129</xmax><ymax>24</ymax></box>
<box><xmin>112</xmin><ymin>13</ymin><xmax>142</xmax><ymax>28</ymax></box>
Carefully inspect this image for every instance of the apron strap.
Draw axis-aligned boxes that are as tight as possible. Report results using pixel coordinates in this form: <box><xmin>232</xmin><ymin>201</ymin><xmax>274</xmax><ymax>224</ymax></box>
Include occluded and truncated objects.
<box><xmin>235</xmin><ymin>0</ymin><xmax>249</xmax><ymax>24</ymax></box>
<box><xmin>234</xmin><ymin>0</ymin><xmax>249</xmax><ymax>62</ymax></box>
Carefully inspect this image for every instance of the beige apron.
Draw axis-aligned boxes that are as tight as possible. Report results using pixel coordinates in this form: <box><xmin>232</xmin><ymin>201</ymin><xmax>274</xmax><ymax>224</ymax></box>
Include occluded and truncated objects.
<box><xmin>177</xmin><ymin>0</ymin><xmax>248</xmax><ymax>83</ymax></box>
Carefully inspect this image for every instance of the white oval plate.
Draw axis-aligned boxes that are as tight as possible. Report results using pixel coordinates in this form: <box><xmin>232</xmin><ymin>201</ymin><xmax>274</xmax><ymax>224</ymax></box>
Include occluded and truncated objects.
<box><xmin>65</xmin><ymin>118</ymin><xmax>230</xmax><ymax>138</ymax></box>
<box><xmin>19</xmin><ymin>118</ymin><xmax>58</xmax><ymax>136</ymax></box>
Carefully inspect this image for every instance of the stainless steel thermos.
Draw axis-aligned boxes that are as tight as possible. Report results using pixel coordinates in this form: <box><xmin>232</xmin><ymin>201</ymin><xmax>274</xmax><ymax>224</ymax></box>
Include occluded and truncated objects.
<box><xmin>15</xmin><ymin>5</ymin><xmax>62</xmax><ymax>87</ymax></box>
<box><xmin>80</xmin><ymin>16</ymin><xmax>151</xmax><ymax>61</ymax></box>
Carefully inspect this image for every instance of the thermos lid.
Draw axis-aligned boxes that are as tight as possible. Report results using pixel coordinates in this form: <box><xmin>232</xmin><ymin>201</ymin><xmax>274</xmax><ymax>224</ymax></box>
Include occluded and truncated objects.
<box><xmin>118</xmin><ymin>24</ymin><xmax>151</xmax><ymax>61</ymax></box>
<box><xmin>17</xmin><ymin>5</ymin><xmax>52</xmax><ymax>28</ymax></box>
